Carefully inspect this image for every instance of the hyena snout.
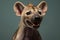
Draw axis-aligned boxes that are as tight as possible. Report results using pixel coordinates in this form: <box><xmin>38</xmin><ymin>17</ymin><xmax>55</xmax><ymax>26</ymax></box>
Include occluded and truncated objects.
<box><xmin>31</xmin><ymin>14</ymin><xmax>42</xmax><ymax>27</ymax></box>
<box><xmin>32</xmin><ymin>14</ymin><xmax>41</xmax><ymax>22</ymax></box>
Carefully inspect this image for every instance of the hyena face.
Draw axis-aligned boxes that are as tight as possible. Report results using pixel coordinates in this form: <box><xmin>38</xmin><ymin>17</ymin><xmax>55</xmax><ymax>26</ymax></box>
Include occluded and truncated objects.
<box><xmin>14</xmin><ymin>1</ymin><xmax>48</xmax><ymax>29</ymax></box>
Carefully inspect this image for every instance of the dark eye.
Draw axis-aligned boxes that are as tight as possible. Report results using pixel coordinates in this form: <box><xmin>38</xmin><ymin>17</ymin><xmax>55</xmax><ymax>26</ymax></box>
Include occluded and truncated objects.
<box><xmin>38</xmin><ymin>11</ymin><xmax>41</xmax><ymax>15</ymax></box>
<box><xmin>26</xmin><ymin>11</ymin><xmax>31</xmax><ymax>15</ymax></box>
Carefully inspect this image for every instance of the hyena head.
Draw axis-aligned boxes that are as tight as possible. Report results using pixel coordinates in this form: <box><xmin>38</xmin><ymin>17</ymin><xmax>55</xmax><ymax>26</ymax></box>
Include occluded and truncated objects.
<box><xmin>13</xmin><ymin>1</ymin><xmax>48</xmax><ymax>29</ymax></box>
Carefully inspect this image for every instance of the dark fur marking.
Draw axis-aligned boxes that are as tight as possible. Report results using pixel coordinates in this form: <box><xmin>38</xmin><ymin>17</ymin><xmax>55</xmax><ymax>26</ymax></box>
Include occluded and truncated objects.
<box><xmin>23</xmin><ymin>27</ymin><xmax>42</xmax><ymax>40</ymax></box>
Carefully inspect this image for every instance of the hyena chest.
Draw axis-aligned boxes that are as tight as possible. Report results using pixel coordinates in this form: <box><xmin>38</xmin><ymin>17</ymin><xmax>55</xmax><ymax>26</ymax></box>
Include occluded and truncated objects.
<box><xmin>22</xmin><ymin>27</ymin><xmax>41</xmax><ymax>40</ymax></box>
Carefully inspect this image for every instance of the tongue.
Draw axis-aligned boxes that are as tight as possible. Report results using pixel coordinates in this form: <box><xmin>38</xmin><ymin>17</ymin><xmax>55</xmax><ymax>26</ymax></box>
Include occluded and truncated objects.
<box><xmin>33</xmin><ymin>22</ymin><xmax>39</xmax><ymax>25</ymax></box>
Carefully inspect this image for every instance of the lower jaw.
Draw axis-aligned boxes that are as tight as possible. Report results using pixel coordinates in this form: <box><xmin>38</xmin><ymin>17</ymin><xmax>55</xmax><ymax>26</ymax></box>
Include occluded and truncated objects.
<box><xmin>32</xmin><ymin>22</ymin><xmax>40</xmax><ymax>28</ymax></box>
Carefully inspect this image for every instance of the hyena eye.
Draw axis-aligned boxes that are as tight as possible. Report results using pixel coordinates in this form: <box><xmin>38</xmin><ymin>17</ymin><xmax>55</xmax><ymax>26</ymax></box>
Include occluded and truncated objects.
<box><xmin>26</xmin><ymin>11</ymin><xmax>31</xmax><ymax>15</ymax></box>
<box><xmin>38</xmin><ymin>11</ymin><xmax>41</xmax><ymax>15</ymax></box>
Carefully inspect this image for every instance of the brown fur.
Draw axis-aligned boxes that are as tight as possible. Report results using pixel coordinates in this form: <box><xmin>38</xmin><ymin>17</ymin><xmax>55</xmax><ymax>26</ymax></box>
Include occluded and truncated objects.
<box><xmin>13</xmin><ymin>1</ymin><xmax>48</xmax><ymax>40</ymax></box>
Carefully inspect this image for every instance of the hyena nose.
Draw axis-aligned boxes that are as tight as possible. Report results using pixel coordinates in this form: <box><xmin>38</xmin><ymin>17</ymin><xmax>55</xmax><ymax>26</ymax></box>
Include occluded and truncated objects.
<box><xmin>34</xmin><ymin>16</ymin><xmax>40</xmax><ymax>21</ymax></box>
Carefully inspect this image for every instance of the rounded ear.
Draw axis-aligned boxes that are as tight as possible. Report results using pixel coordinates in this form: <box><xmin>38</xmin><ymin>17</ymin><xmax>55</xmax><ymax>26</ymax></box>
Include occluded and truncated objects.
<box><xmin>37</xmin><ymin>1</ymin><xmax>48</xmax><ymax>15</ymax></box>
<box><xmin>13</xmin><ymin>1</ymin><xmax>26</xmax><ymax>16</ymax></box>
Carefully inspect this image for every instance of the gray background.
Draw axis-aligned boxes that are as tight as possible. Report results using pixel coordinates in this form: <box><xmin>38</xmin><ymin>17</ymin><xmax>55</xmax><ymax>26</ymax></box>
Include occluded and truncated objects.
<box><xmin>0</xmin><ymin>0</ymin><xmax>60</xmax><ymax>40</ymax></box>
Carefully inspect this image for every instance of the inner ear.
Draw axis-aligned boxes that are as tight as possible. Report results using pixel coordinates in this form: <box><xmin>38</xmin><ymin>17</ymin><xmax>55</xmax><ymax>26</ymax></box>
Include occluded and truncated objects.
<box><xmin>39</xmin><ymin>2</ymin><xmax>46</xmax><ymax>9</ymax></box>
<box><xmin>15</xmin><ymin>3</ymin><xmax>24</xmax><ymax>14</ymax></box>
<box><xmin>37</xmin><ymin>1</ymin><xmax>47</xmax><ymax>9</ymax></box>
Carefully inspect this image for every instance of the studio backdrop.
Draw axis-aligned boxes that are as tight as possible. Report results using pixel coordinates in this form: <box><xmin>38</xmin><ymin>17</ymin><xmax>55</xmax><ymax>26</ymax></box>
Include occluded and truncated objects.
<box><xmin>0</xmin><ymin>0</ymin><xmax>60</xmax><ymax>40</ymax></box>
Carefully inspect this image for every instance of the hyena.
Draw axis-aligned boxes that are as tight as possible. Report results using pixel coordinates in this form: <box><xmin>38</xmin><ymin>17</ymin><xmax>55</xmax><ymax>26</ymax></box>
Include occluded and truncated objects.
<box><xmin>13</xmin><ymin>1</ymin><xmax>48</xmax><ymax>40</ymax></box>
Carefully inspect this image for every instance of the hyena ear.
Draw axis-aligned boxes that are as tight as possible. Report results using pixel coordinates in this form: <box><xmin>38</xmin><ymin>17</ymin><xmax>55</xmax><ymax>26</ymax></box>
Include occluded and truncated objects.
<box><xmin>37</xmin><ymin>1</ymin><xmax>48</xmax><ymax>16</ymax></box>
<box><xmin>13</xmin><ymin>1</ymin><xmax>25</xmax><ymax>16</ymax></box>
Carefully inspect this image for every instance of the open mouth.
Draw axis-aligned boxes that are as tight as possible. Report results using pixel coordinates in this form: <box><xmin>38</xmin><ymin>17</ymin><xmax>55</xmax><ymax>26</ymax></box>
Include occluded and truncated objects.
<box><xmin>33</xmin><ymin>21</ymin><xmax>40</xmax><ymax>26</ymax></box>
<box><xmin>26</xmin><ymin>20</ymin><xmax>40</xmax><ymax>28</ymax></box>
